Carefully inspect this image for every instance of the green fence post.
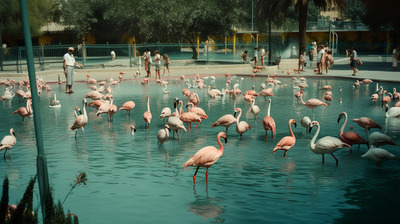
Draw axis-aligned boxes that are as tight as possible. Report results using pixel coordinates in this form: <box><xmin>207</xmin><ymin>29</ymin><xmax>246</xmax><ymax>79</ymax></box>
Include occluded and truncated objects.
<box><xmin>129</xmin><ymin>44</ymin><xmax>132</xmax><ymax>68</ymax></box>
<box><xmin>19</xmin><ymin>0</ymin><xmax>51</xmax><ymax>222</ymax></box>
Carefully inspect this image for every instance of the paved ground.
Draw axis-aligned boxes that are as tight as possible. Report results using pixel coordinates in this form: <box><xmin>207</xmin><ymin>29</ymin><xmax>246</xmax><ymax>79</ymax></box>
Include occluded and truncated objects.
<box><xmin>0</xmin><ymin>55</ymin><xmax>399</xmax><ymax>83</ymax></box>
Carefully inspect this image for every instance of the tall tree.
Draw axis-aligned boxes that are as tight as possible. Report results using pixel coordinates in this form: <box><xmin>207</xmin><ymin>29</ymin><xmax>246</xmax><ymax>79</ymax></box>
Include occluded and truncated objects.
<box><xmin>362</xmin><ymin>0</ymin><xmax>400</xmax><ymax>36</ymax></box>
<box><xmin>257</xmin><ymin>0</ymin><xmax>346</xmax><ymax>57</ymax></box>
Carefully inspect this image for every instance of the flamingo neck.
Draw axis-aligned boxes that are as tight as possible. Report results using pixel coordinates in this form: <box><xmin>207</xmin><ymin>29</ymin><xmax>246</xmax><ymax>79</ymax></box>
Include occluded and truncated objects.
<box><xmin>217</xmin><ymin>135</ymin><xmax>224</xmax><ymax>156</ymax></box>
<box><xmin>147</xmin><ymin>98</ymin><xmax>150</xmax><ymax>113</ymax></box>
<box><xmin>83</xmin><ymin>100</ymin><xmax>87</xmax><ymax>118</ymax></box>
<box><xmin>289</xmin><ymin>121</ymin><xmax>294</xmax><ymax>137</ymax></box>
<box><xmin>179</xmin><ymin>102</ymin><xmax>183</xmax><ymax>115</ymax></box>
<box><xmin>267</xmin><ymin>100</ymin><xmax>271</xmax><ymax>116</ymax></box>
<box><xmin>300</xmin><ymin>93</ymin><xmax>306</xmax><ymax>105</ymax></box>
<box><xmin>236</xmin><ymin>109</ymin><xmax>242</xmax><ymax>124</ymax></box>
<box><xmin>339</xmin><ymin>114</ymin><xmax>347</xmax><ymax>136</ymax></box>
<box><xmin>310</xmin><ymin>123</ymin><xmax>320</xmax><ymax>150</ymax></box>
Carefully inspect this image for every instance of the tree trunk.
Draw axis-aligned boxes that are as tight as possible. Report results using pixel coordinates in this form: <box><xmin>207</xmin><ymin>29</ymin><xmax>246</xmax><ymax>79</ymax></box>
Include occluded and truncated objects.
<box><xmin>298</xmin><ymin>2</ymin><xmax>308</xmax><ymax>59</ymax></box>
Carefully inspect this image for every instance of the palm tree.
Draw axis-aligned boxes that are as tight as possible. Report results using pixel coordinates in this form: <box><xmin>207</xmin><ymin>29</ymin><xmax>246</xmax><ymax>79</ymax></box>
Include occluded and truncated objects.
<box><xmin>257</xmin><ymin>0</ymin><xmax>346</xmax><ymax>58</ymax></box>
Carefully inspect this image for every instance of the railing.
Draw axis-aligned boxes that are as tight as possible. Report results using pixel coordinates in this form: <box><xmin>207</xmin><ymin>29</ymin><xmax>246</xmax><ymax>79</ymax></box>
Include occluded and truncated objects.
<box><xmin>306</xmin><ymin>20</ymin><xmax>369</xmax><ymax>31</ymax></box>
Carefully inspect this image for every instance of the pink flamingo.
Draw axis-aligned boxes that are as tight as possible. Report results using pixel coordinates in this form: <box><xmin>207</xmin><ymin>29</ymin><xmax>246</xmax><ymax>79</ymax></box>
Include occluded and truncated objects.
<box><xmin>187</xmin><ymin>102</ymin><xmax>208</xmax><ymax>120</ymax></box>
<box><xmin>0</xmin><ymin>128</ymin><xmax>17</xmax><ymax>159</ymax></box>
<box><xmin>337</xmin><ymin>112</ymin><xmax>367</xmax><ymax>150</ymax></box>
<box><xmin>108</xmin><ymin>100</ymin><xmax>117</xmax><ymax>122</ymax></box>
<box><xmin>211</xmin><ymin>113</ymin><xmax>236</xmax><ymax>134</ymax></box>
<box><xmin>71</xmin><ymin>99</ymin><xmax>88</xmax><ymax>138</ymax></box>
<box><xmin>352</xmin><ymin>117</ymin><xmax>382</xmax><ymax>140</ymax></box>
<box><xmin>168</xmin><ymin>99</ymin><xmax>187</xmax><ymax>140</ymax></box>
<box><xmin>119</xmin><ymin>101</ymin><xmax>135</xmax><ymax>115</ymax></box>
<box><xmin>234</xmin><ymin>108</ymin><xmax>251</xmax><ymax>139</ymax></box>
<box><xmin>13</xmin><ymin>98</ymin><xmax>32</xmax><ymax>125</ymax></box>
<box><xmin>143</xmin><ymin>96</ymin><xmax>152</xmax><ymax>129</ymax></box>
<box><xmin>88</xmin><ymin>99</ymin><xmax>105</xmax><ymax>109</ymax></box>
<box><xmin>262</xmin><ymin>99</ymin><xmax>276</xmax><ymax>141</ymax></box>
<box><xmin>272</xmin><ymin>119</ymin><xmax>297</xmax><ymax>157</ymax></box>
<box><xmin>189</xmin><ymin>92</ymin><xmax>200</xmax><ymax>106</ymax></box>
<box><xmin>299</xmin><ymin>90</ymin><xmax>328</xmax><ymax>120</ymax></box>
<box><xmin>310</xmin><ymin>121</ymin><xmax>352</xmax><ymax>166</ymax></box>
<box><xmin>258</xmin><ymin>88</ymin><xmax>273</xmax><ymax>101</ymax></box>
<box><xmin>179</xmin><ymin>101</ymin><xmax>201</xmax><ymax>129</ymax></box>
<box><xmin>182</xmin><ymin>132</ymin><xmax>227</xmax><ymax>184</ymax></box>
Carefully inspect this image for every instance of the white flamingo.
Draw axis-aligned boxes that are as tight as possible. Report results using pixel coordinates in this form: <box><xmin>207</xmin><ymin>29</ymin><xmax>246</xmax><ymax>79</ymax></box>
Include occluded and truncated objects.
<box><xmin>250</xmin><ymin>98</ymin><xmax>260</xmax><ymax>123</ymax></box>
<box><xmin>0</xmin><ymin>128</ymin><xmax>17</xmax><ymax>160</ymax></box>
<box><xmin>361</xmin><ymin>146</ymin><xmax>397</xmax><ymax>168</ymax></box>
<box><xmin>310</xmin><ymin>121</ymin><xmax>351</xmax><ymax>166</ymax></box>
<box><xmin>234</xmin><ymin>108</ymin><xmax>251</xmax><ymax>139</ymax></box>
<box><xmin>157</xmin><ymin>125</ymin><xmax>171</xmax><ymax>144</ymax></box>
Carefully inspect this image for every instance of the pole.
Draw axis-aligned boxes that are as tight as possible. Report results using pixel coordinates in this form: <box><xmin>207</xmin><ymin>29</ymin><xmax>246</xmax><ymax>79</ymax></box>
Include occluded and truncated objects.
<box><xmin>251</xmin><ymin>0</ymin><xmax>254</xmax><ymax>31</ymax></box>
<box><xmin>19</xmin><ymin>0</ymin><xmax>51</xmax><ymax>221</ymax></box>
<box><xmin>268</xmin><ymin>17</ymin><xmax>272</xmax><ymax>65</ymax></box>
<box><xmin>0</xmin><ymin>27</ymin><xmax>3</xmax><ymax>71</ymax></box>
<box><xmin>328</xmin><ymin>20</ymin><xmax>331</xmax><ymax>49</ymax></box>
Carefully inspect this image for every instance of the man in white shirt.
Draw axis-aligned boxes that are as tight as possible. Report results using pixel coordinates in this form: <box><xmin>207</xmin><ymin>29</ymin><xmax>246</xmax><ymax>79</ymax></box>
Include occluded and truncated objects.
<box><xmin>63</xmin><ymin>47</ymin><xmax>83</xmax><ymax>94</ymax></box>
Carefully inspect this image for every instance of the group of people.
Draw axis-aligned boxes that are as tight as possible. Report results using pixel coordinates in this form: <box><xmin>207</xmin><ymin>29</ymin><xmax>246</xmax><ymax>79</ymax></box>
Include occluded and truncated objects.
<box><xmin>142</xmin><ymin>49</ymin><xmax>170</xmax><ymax>80</ymax></box>
<box><xmin>307</xmin><ymin>43</ymin><xmax>335</xmax><ymax>75</ymax></box>
<box><xmin>241</xmin><ymin>46</ymin><xmax>268</xmax><ymax>67</ymax></box>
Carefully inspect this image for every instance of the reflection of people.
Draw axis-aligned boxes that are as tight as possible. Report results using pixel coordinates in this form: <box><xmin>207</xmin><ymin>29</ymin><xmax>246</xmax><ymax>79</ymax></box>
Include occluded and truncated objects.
<box><xmin>393</xmin><ymin>47</ymin><xmax>399</xmax><ymax>71</ymax></box>
<box><xmin>162</xmin><ymin>54</ymin><xmax>170</xmax><ymax>76</ymax></box>
<box><xmin>241</xmin><ymin>50</ymin><xmax>248</xmax><ymax>63</ymax></box>
<box><xmin>110</xmin><ymin>51</ymin><xmax>116</xmax><ymax>60</ymax></box>
<box><xmin>154</xmin><ymin>50</ymin><xmax>161</xmax><ymax>80</ymax></box>
<box><xmin>349</xmin><ymin>47</ymin><xmax>358</xmax><ymax>76</ymax></box>
<box><xmin>63</xmin><ymin>47</ymin><xmax>83</xmax><ymax>94</ymax></box>
<box><xmin>143</xmin><ymin>49</ymin><xmax>152</xmax><ymax>77</ymax></box>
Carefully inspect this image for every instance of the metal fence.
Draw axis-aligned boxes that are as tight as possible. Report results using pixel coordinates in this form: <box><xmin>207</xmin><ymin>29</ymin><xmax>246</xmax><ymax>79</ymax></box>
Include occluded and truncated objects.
<box><xmin>0</xmin><ymin>40</ymin><xmax>393</xmax><ymax>73</ymax></box>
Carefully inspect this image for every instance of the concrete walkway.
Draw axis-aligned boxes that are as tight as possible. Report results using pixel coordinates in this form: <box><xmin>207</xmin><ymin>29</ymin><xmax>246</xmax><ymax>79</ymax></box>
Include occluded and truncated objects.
<box><xmin>1</xmin><ymin>56</ymin><xmax>399</xmax><ymax>83</ymax></box>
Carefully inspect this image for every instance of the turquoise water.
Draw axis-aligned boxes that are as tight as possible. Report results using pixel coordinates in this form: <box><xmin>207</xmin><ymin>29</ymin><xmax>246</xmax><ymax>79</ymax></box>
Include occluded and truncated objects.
<box><xmin>1</xmin><ymin>75</ymin><xmax>400</xmax><ymax>223</ymax></box>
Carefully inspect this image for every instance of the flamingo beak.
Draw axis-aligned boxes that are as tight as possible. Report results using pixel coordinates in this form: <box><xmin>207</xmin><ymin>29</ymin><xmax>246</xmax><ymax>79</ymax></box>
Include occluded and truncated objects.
<box><xmin>12</xmin><ymin>131</ymin><xmax>15</xmax><ymax>136</ymax></box>
<box><xmin>224</xmin><ymin>137</ymin><xmax>228</xmax><ymax>144</ymax></box>
<box><xmin>233</xmin><ymin>112</ymin><xmax>237</xmax><ymax>117</ymax></box>
<box><xmin>293</xmin><ymin>122</ymin><xmax>297</xmax><ymax>128</ymax></box>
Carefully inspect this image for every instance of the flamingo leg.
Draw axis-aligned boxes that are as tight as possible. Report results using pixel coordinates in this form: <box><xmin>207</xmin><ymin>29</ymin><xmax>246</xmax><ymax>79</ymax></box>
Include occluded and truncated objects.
<box><xmin>312</xmin><ymin>108</ymin><xmax>315</xmax><ymax>120</ymax></box>
<box><xmin>194</xmin><ymin>122</ymin><xmax>198</xmax><ymax>129</ymax></box>
<box><xmin>193</xmin><ymin>166</ymin><xmax>200</xmax><ymax>184</ymax></box>
<box><xmin>177</xmin><ymin>131</ymin><xmax>180</xmax><ymax>141</ymax></box>
<box><xmin>74</xmin><ymin>130</ymin><xmax>77</xmax><ymax>139</ymax></box>
<box><xmin>8</xmin><ymin>150</ymin><xmax>10</xmax><ymax>160</ymax></box>
<box><xmin>205</xmin><ymin>167</ymin><xmax>209</xmax><ymax>185</ymax></box>
<box><xmin>82</xmin><ymin>127</ymin><xmax>85</xmax><ymax>138</ymax></box>
<box><xmin>322</xmin><ymin>154</ymin><xmax>325</xmax><ymax>164</ymax></box>
<box><xmin>265</xmin><ymin>132</ymin><xmax>268</xmax><ymax>142</ymax></box>
<box><xmin>331</xmin><ymin>154</ymin><xmax>339</xmax><ymax>166</ymax></box>
<box><xmin>3</xmin><ymin>149</ymin><xmax>7</xmax><ymax>159</ymax></box>
<box><xmin>225</xmin><ymin>127</ymin><xmax>228</xmax><ymax>134</ymax></box>
<box><xmin>283</xmin><ymin>151</ymin><xmax>287</xmax><ymax>158</ymax></box>
<box><xmin>200</xmin><ymin>122</ymin><xmax>202</xmax><ymax>128</ymax></box>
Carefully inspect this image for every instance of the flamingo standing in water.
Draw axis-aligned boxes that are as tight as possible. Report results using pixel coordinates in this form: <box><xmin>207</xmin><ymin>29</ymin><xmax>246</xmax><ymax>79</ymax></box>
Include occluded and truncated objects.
<box><xmin>182</xmin><ymin>132</ymin><xmax>227</xmax><ymax>184</ymax></box>
<box><xmin>272</xmin><ymin>119</ymin><xmax>297</xmax><ymax>157</ymax></box>
<box><xmin>250</xmin><ymin>98</ymin><xmax>260</xmax><ymax>123</ymax></box>
<box><xmin>143</xmin><ymin>96</ymin><xmax>152</xmax><ymax>129</ymax></box>
<box><xmin>0</xmin><ymin>128</ymin><xmax>17</xmax><ymax>160</ymax></box>
<box><xmin>299</xmin><ymin>90</ymin><xmax>327</xmax><ymax>120</ymax></box>
<box><xmin>234</xmin><ymin>108</ymin><xmax>251</xmax><ymax>139</ymax></box>
<box><xmin>262</xmin><ymin>99</ymin><xmax>276</xmax><ymax>141</ymax></box>
<box><xmin>160</xmin><ymin>107</ymin><xmax>172</xmax><ymax>123</ymax></box>
<box><xmin>13</xmin><ymin>98</ymin><xmax>32</xmax><ymax>126</ymax></box>
<box><xmin>352</xmin><ymin>117</ymin><xmax>382</xmax><ymax>140</ymax></box>
<box><xmin>337</xmin><ymin>112</ymin><xmax>367</xmax><ymax>150</ymax></box>
<box><xmin>157</xmin><ymin>125</ymin><xmax>171</xmax><ymax>144</ymax></box>
<box><xmin>300</xmin><ymin>116</ymin><xmax>313</xmax><ymax>133</ymax></box>
<box><xmin>167</xmin><ymin>98</ymin><xmax>187</xmax><ymax>140</ymax></box>
<box><xmin>119</xmin><ymin>101</ymin><xmax>135</xmax><ymax>115</ymax></box>
<box><xmin>361</xmin><ymin>146</ymin><xmax>397</xmax><ymax>168</ymax></box>
<box><xmin>211</xmin><ymin>113</ymin><xmax>236</xmax><ymax>134</ymax></box>
<box><xmin>310</xmin><ymin>121</ymin><xmax>352</xmax><ymax>166</ymax></box>
<box><xmin>71</xmin><ymin>99</ymin><xmax>88</xmax><ymax>139</ymax></box>
<box><xmin>368</xmin><ymin>132</ymin><xmax>397</xmax><ymax>148</ymax></box>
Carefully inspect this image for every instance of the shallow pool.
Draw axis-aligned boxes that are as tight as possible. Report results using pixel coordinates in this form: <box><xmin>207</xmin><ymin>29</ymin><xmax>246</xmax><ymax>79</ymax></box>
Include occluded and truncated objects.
<box><xmin>1</xmin><ymin>75</ymin><xmax>400</xmax><ymax>223</ymax></box>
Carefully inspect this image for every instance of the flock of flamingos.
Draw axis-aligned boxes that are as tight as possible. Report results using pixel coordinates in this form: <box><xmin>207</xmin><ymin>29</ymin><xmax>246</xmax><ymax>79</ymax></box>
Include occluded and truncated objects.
<box><xmin>1</xmin><ymin>72</ymin><xmax>399</xmax><ymax>184</ymax></box>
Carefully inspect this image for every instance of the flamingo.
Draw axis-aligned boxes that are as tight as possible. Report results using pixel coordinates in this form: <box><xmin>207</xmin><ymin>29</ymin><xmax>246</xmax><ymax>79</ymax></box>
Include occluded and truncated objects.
<box><xmin>369</xmin><ymin>132</ymin><xmax>397</xmax><ymax>148</ymax></box>
<box><xmin>310</xmin><ymin>121</ymin><xmax>352</xmax><ymax>166</ymax></box>
<box><xmin>353</xmin><ymin>80</ymin><xmax>360</xmax><ymax>87</ymax></box>
<box><xmin>234</xmin><ymin>108</ymin><xmax>251</xmax><ymax>139</ymax></box>
<box><xmin>361</xmin><ymin>79</ymin><xmax>373</xmax><ymax>85</ymax></box>
<box><xmin>393</xmin><ymin>87</ymin><xmax>400</xmax><ymax>100</ymax></box>
<box><xmin>167</xmin><ymin>99</ymin><xmax>187</xmax><ymax>140</ymax></box>
<box><xmin>0</xmin><ymin>128</ymin><xmax>17</xmax><ymax>160</ymax></box>
<box><xmin>211</xmin><ymin>113</ymin><xmax>236</xmax><ymax>134</ymax></box>
<box><xmin>352</xmin><ymin>117</ymin><xmax>382</xmax><ymax>140</ymax></box>
<box><xmin>15</xmin><ymin>88</ymin><xmax>26</xmax><ymax>102</ymax></box>
<box><xmin>187</xmin><ymin>102</ymin><xmax>208</xmax><ymax>121</ymax></box>
<box><xmin>299</xmin><ymin>90</ymin><xmax>327</xmax><ymax>120</ymax></box>
<box><xmin>108</xmin><ymin>100</ymin><xmax>117</xmax><ymax>122</ymax></box>
<box><xmin>272</xmin><ymin>119</ymin><xmax>297</xmax><ymax>157</ymax></box>
<box><xmin>71</xmin><ymin>99</ymin><xmax>88</xmax><ymax>139</ymax></box>
<box><xmin>208</xmin><ymin>86</ymin><xmax>221</xmax><ymax>98</ymax></box>
<box><xmin>337</xmin><ymin>112</ymin><xmax>367</xmax><ymax>150</ymax></box>
<box><xmin>258</xmin><ymin>88</ymin><xmax>273</xmax><ymax>101</ymax></box>
<box><xmin>119</xmin><ymin>101</ymin><xmax>135</xmax><ymax>115</ymax></box>
<box><xmin>300</xmin><ymin>116</ymin><xmax>313</xmax><ymax>133</ymax></box>
<box><xmin>382</xmin><ymin>90</ymin><xmax>392</xmax><ymax>106</ymax></box>
<box><xmin>189</xmin><ymin>92</ymin><xmax>200</xmax><ymax>107</ymax></box>
<box><xmin>96</xmin><ymin>99</ymin><xmax>111</xmax><ymax>117</ymax></box>
<box><xmin>49</xmin><ymin>92</ymin><xmax>61</xmax><ymax>108</ymax></box>
<box><xmin>13</xmin><ymin>98</ymin><xmax>32</xmax><ymax>125</ymax></box>
<box><xmin>85</xmin><ymin>90</ymin><xmax>103</xmax><ymax>100</ymax></box>
<box><xmin>385</xmin><ymin>104</ymin><xmax>400</xmax><ymax>117</ymax></box>
<box><xmin>160</xmin><ymin>107</ymin><xmax>172</xmax><ymax>123</ymax></box>
<box><xmin>322</xmin><ymin>85</ymin><xmax>332</xmax><ymax>90</ymax></box>
<box><xmin>180</xmin><ymin>102</ymin><xmax>202</xmax><ymax>129</ymax></box>
<box><xmin>250</xmin><ymin>98</ymin><xmax>260</xmax><ymax>123</ymax></box>
<box><xmin>130</xmin><ymin>125</ymin><xmax>136</xmax><ymax>135</ymax></box>
<box><xmin>361</xmin><ymin>146</ymin><xmax>397</xmax><ymax>168</ymax></box>
<box><xmin>157</xmin><ymin>125</ymin><xmax>171</xmax><ymax>144</ymax></box>
<box><xmin>182</xmin><ymin>132</ymin><xmax>227</xmax><ymax>184</ymax></box>
<box><xmin>262</xmin><ymin>99</ymin><xmax>276</xmax><ymax>141</ymax></box>
<box><xmin>143</xmin><ymin>96</ymin><xmax>152</xmax><ymax>129</ymax></box>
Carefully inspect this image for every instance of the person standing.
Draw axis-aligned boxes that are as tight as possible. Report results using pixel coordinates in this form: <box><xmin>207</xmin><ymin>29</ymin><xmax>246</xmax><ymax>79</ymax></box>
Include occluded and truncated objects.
<box><xmin>63</xmin><ymin>47</ymin><xmax>82</xmax><ymax>94</ymax></box>
<box><xmin>143</xmin><ymin>49</ymin><xmax>152</xmax><ymax>77</ymax></box>
<box><xmin>241</xmin><ymin>50</ymin><xmax>249</xmax><ymax>63</ymax></box>
<box><xmin>308</xmin><ymin>46</ymin><xmax>314</xmax><ymax>67</ymax></box>
<box><xmin>393</xmin><ymin>47</ymin><xmax>399</xmax><ymax>71</ymax></box>
<box><xmin>162</xmin><ymin>54</ymin><xmax>170</xmax><ymax>76</ymax></box>
<box><xmin>316</xmin><ymin>45</ymin><xmax>325</xmax><ymax>74</ymax></box>
<box><xmin>253</xmin><ymin>47</ymin><xmax>259</xmax><ymax>67</ymax></box>
<box><xmin>154</xmin><ymin>50</ymin><xmax>161</xmax><ymax>80</ymax></box>
<box><xmin>349</xmin><ymin>47</ymin><xmax>358</xmax><ymax>76</ymax></box>
<box><xmin>260</xmin><ymin>46</ymin><xmax>268</xmax><ymax>66</ymax></box>
<box><xmin>298</xmin><ymin>51</ymin><xmax>305</xmax><ymax>72</ymax></box>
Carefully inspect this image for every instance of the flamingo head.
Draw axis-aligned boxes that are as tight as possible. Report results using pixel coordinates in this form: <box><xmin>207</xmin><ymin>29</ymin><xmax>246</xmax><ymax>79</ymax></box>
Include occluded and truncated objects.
<box><xmin>130</xmin><ymin>125</ymin><xmax>136</xmax><ymax>133</ymax></box>
<box><xmin>86</xmin><ymin>74</ymin><xmax>90</xmax><ymax>78</ymax></box>
<box><xmin>11</xmin><ymin>128</ymin><xmax>15</xmax><ymax>136</ymax></box>
<box><xmin>311</xmin><ymin>121</ymin><xmax>319</xmax><ymax>126</ymax></box>
<box><xmin>300</xmin><ymin>90</ymin><xmax>304</xmax><ymax>94</ymax></box>
<box><xmin>218</xmin><ymin>132</ymin><xmax>227</xmax><ymax>144</ymax></box>
<box><xmin>164</xmin><ymin>125</ymin><xmax>171</xmax><ymax>132</ymax></box>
